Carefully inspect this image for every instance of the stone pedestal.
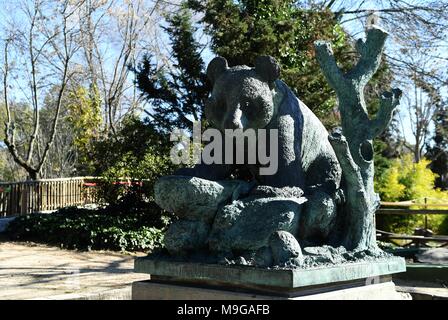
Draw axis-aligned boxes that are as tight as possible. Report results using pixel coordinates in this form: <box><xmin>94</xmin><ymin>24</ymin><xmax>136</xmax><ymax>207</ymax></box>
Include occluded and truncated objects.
<box><xmin>132</xmin><ymin>256</ymin><xmax>410</xmax><ymax>300</ymax></box>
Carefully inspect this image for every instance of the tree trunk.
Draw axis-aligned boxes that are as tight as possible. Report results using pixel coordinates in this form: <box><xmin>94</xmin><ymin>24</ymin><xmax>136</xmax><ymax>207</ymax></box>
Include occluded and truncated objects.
<box><xmin>315</xmin><ymin>26</ymin><xmax>402</xmax><ymax>251</ymax></box>
<box><xmin>28</xmin><ymin>170</ymin><xmax>39</xmax><ymax>181</ymax></box>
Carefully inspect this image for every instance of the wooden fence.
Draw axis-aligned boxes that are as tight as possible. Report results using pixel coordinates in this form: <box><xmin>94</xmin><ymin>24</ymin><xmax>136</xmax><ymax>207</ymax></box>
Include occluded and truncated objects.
<box><xmin>376</xmin><ymin>198</ymin><xmax>448</xmax><ymax>247</ymax></box>
<box><xmin>0</xmin><ymin>177</ymin><xmax>99</xmax><ymax>217</ymax></box>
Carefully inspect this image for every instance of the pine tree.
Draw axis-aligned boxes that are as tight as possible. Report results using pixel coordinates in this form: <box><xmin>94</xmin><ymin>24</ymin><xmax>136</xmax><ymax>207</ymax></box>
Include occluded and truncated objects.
<box><xmin>187</xmin><ymin>0</ymin><xmax>355</xmax><ymax>124</ymax></box>
<box><xmin>426</xmin><ymin>106</ymin><xmax>448</xmax><ymax>190</ymax></box>
<box><xmin>134</xmin><ymin>1</ymin><xmax>393</xmax><ymax>133</ymax></box>
<box><xmin>132</xmin><ymin>7</ymin><xmax>209</xmax><ymax>133</ymax></box>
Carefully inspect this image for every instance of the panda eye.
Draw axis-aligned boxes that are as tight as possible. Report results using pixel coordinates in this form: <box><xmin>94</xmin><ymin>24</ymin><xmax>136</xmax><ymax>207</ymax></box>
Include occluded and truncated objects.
<box><xmin>242</xmin><ymin>99</ymin><xmax>253</xmax><ymax>109</ymax></box>
<box><xmin>242</xmin><ymin>100</ymin><xmax>257</xmax><ymax>118</ymax></box>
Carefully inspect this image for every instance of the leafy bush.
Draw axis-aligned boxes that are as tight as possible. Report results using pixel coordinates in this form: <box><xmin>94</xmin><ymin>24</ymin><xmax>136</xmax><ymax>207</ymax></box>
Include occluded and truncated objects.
<box><xmin>376</xmin><ymin>154</ymin><xmax>448</xmax><ymax>234</ymax></box>
<box><xmin>376</xmin><ymin>165</ymin><xmax>406</xmax><ymax>201</ymax></box>
<box><xmin>14</xmin><ymin>114</ymin><xmax>179</xmax><ymax>253</ymax></box>
<box><xmin>91</xmin><ymin>116</ymin><xmax>177</xmax><ymax>205</ymax></box>
<box><xmin>4</xmin><ymin>193</ymin><xmax>170</xmax><ymax>252</ymax></box>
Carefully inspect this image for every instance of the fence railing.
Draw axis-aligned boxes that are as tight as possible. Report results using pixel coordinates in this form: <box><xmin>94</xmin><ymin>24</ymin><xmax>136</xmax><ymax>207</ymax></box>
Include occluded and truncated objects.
<box><xmin>0</xmin><ymin>177</ymin><xmax>99</xmax><ymax>217</ymax></box>
<box><xmin>376</xmin><ymin>198</ymin><xmax>448</xmax><ymax>247</ymax></box>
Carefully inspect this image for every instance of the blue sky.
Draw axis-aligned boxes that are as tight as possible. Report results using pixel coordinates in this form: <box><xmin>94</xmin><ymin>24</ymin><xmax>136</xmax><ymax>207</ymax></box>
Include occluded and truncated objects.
<box><xmin>190</xmin><ymin>1</ymin><xmax>441</xmax><ymax>147</ymax></box>
<box><xmin>1</xmin><ymin>0</ymin><xmax>445</xmax><ymax>150</ymax></box>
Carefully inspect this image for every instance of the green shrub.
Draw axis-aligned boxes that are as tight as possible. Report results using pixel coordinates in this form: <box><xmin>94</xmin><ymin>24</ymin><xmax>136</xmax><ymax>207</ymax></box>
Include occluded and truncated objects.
<box><xmin>4</xmin><ymin>193</ymin><xmax>170</xmax><ymax>252</ymax></box>
<box><xmin>376</xmin><ymin>154</ymin><xmax>448</xmax><ymax>234</ymax></box>
<box><xmin>91</xmin><ymin>116</ymin><xmax>177</xmax><ymax>205</ymax></box>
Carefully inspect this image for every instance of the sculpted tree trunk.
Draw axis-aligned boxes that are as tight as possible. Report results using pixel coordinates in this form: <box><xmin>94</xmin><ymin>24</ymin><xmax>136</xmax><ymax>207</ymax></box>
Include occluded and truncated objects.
<box><xmin>314</xmin><ymin>26</ymin><xmax>402</xmax><ymax>251</ymax></box>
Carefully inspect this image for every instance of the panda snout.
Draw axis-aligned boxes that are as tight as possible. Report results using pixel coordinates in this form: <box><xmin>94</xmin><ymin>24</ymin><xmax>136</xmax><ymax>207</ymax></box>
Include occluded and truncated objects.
<box><xmin>229</xmin><ymin>119</ymin><xmax>243</xmax><ymax>129</ymax></box>
<box><xmin>225</xmin><ymin>109</ymin><xmax>244</xmax><ymax>129</ymax></box>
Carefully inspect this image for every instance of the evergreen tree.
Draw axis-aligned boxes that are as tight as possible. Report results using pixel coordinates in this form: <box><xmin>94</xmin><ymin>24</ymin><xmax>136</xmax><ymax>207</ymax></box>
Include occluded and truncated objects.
<box><xmin>135</xmin><ymin>1</ymin><xmax>394</xmax><ymax>132</ymax></box>
<box><xmin>132</xmin><ymin>7</ymin><xmax>209</xmax><ymax>133</ymax></box>
<box><xmin>426</xmin><ymin>106</ymin><xmax>448</xmax><ymax>190</ymax></box>
<box><xmin>187</xmin><ymin>0</ymin><xmax>355</xmax><ymax>124</ymax></box>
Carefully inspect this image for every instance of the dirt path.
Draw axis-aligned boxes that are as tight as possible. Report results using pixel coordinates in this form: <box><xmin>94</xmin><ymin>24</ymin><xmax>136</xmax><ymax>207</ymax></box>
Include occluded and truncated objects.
<box><xmin>0</xmin><ymin>242</ymin><xmax>149</xmax><ymax>300</ymax></box>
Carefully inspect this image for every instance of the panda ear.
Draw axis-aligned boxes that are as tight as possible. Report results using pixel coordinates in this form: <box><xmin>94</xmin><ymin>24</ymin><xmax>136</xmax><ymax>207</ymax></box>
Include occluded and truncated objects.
<box><xmin>255</xmin><ymin>55</ymin><xmax>280</xmax><ymax>83</ymax></box>
<box><xmin>207</xmin><ymin>56</ymin><xmax>228</xmax><ymax>85</ymax></box>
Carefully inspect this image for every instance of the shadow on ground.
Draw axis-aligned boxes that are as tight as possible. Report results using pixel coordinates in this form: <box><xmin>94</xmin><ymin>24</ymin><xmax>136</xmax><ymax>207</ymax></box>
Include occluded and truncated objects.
<box><xmin>0</xmin><ymin>242</ymin><xmax>149</xmax><ymax>300</ymax></box>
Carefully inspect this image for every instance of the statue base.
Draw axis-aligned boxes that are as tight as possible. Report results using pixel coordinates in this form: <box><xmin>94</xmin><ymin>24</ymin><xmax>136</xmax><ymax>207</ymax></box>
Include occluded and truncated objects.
<box><xmin>132</xmin><ymin>256</ymin><xmax>410</xmax><ymax>300</ymax></box>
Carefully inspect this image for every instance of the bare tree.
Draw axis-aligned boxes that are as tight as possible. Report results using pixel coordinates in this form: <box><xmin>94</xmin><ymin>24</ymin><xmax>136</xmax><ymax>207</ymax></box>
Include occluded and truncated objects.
<box><xmin>308</xmin><ymin>1</ymin><xmax>448</xmax><ymax>158</ymax></box>
<box><xmin>397</xmin><ymin>76</ymin><xmax>442</xmax><ymax>162</ymax></box>
<box><xmin>75</xmin><ymin>0</ymin><xmax>179</xmax><ymax>135</ymax></box>
<box><xmin>38</xmin><ymin>86</ymin><xmax>79</xmax><ymax>178</ymax></box>
<box><xmin>1</xmin><ymin>0</ymin><xmax>81</xmax><ymax>179</ymax></box>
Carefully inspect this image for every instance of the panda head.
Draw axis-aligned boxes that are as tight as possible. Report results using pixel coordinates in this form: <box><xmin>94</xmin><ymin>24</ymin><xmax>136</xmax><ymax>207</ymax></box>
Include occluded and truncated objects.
<box><xmin>204</xmin><ymin>55</ymin><xmax>280</xmax><ymax>131</ymax></box>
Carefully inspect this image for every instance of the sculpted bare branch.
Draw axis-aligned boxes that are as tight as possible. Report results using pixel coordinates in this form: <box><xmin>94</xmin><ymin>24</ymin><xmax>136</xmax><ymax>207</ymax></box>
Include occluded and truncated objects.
<box><xmin>315</xmin><ymin>25</ymin><xmax>402</xmax><ymax>250</ymax></box>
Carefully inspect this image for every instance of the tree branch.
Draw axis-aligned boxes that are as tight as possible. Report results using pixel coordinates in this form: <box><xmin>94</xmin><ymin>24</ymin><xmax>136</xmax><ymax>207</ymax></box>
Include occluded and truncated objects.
<box><xmin>316</xmin><ymin>25</ymin><xmax>399</xmax><ymax>250</ymax></box>
<box><xmin>328</xmin><ymin>130</ymin><xmax>371</xmax><ymax>250</ymax></box>
<box><xmin>36</xmin><ymin>7</ymin><xmax>72</xmax><ymax>175</ymax></box>
<box><xmin>346</xmin><ymin>26</ymin><xmax>388</xmax><ymax>85</ymax></box>
<box><xmin>328</xmin><ymin>130</ymin><xmax>364</xmax><ymax>189</ymax></box>
<box><xmin>26</xmin><ymin>5</ymin><xmax>40</xmax><ymax>164</ymax></box>
<box><xmin>337</xmin><ymin>6</ymin><xmax>444</xmax><ymax>15</ymax></box>
<box><xmin>3</xmin><ymin>37</ymin><xmax>38</xmax><ymax>177</ymax></box>
<box><xmin>369</xmin><ymin>88</ymin><xmax>402</xmax><ymax>138</ymax></box>
<box><xmin>314</xmin><ymin>40</ymin><xmax>347</xmax><ymax>93</ymax></box>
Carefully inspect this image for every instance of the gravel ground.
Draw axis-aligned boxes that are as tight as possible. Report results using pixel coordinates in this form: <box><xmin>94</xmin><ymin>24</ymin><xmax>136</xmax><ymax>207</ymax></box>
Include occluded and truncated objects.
<box><xmin>395</xmin><ymin>279</ymin><xmax>448</xmax><ymax>300</ymax></box>
<box><xmin>2</xmin><ymin>241</ymin><xmax>447</xmax><ymax>300</ymax></box>
<box><xmin>0</xmin><ymin>241</ymin><xmax>149</xmax><ymax>300</ymax></box>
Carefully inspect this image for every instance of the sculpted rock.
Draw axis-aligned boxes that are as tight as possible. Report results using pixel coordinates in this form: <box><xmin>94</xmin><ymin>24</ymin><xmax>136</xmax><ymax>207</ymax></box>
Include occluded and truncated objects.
<box><xmin>303</xmin><ymin>245</ymin><xmax>347</xmax><ymax>264</ymax></box>
<box><xmin>253</xmin><ymin>246</ymin><xmax>274</xmax><ymax>267</ymax></box>
<box><xmin>154</xmin><ymin>176</ymin><xmax>253</xmax><ymax>223</ymax></box>
<box><xmin>164</xmin><ymin>220</ymin><xmax>210</xmax><ymax>256</ymax></box>
<box><xmin>299</xmin><ymin>191</ymin><xmax>338</xmax><ymax>245</ymax></box>
<box><xmin>250</xmin><ymin>185</ymin><xmax>304</xmax><ymax>198</ymax></box>
<box><xmin>208</xmin><ymin>196</ymin><xmax>306</xmax><ymax>253</ymax></box>
<box><xmin>269</xmin><ymin>231</ymin><xmax>303</xmax><ymax>265</ymax></box>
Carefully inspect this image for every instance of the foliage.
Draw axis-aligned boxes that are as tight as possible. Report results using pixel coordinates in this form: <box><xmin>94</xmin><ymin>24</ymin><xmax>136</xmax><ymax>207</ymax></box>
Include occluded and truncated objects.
<box><xmin>376</xmin><ymin>165</ymin><xmax>406</xmax><ymax>202</ymax></box>
<box><xmin>0</xmin><ymin>150</ymin><xmax>27</xmax><ymax>181</ymax></box>
<box><xmin>4</xmin><ymin>114</ymin><xmax>177</xmax><ymax>251</ymax></box>
<box><xmin>4</xmin><ymin>193</ymin><xmax>169</xmax><ymax>252</ymax></box>
<box><xmin>187</xmin><ymin>0</ymin><xmax>355</xmax><ymax>125</ymax></box>
<box><xmin>92</xmin><ymin>115</ymin><xmax>177</xmax><ymax>204</ymax></box>
<box><xmin>132</xmin><ymin>7</ymin><xmax>209</xmax><ymax>133</ymax></box>
<box><xmin>376</xmin><ymin>154</ymin><xmax>448</xmax><ymax>234</ymax></box>
<box><xmin>133</xmin><ymin>1</ymin><xmax>397</xmax><ymax>134</ymax></box>
<box><xmin>426</xmin><ymin>105</ymin><xmax>448</xmax><ymax>190</ymax></box>
<box><xmin>66</xmin><ymin>85</ymin><xmax>103</xmax><ymax>175</ymax></box>
<box><xmin>107</xmin><ymin>8</ymin><xmax>203</xmax><ymax>203</ymax></box>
